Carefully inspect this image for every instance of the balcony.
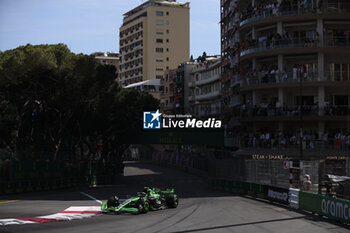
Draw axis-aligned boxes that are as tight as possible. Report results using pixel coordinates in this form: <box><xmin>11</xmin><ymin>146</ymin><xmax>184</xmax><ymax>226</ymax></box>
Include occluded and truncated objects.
<box><xmin>240</xmin><ymin>37</ymin><xmax>350</xmax><ymax>58</ymax></box>
<box><xmin>198</xmin><ymin>109</ymin><xmax>221</xmax><ymax>118</ymax></box>
<box><xmin>239</xmin><ymin>2</ymin><xmax>350</xmax><ymax>28</ymax></box>
<box><xmin>241</xmin><ymin>71</ymin><xmax>350</xmax><ymax>90</ymax></box>
<box><xmin>195</xmin><ymin>73</ymin><xmax>220</xmax><ymax>86</ymax></box>
<box><xmin>160</xmin><ymin>103</ymin><xmax>175</xmax><ymax>111</ymax></box>
<box><xmin>195</xmin><ymin>90</ymin><xmax>220</xmax><ymax>101</ymax></box>
<box><xmin>240</xmin><ymin>105</ymin><xmax>350</xmax><ymax>122</ymax></box>
<box><xmin>188</xmin><ymin>80</ymin><xmax>195</xmax><ymax>88</ymax></box>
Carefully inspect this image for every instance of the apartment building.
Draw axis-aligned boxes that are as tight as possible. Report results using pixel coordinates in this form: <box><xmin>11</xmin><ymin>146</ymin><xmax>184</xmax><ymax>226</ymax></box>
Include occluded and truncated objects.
<box><xmin>92</xmin><ymin>52</ymin><xmax>120</xmax><ymax>78</ymax></box>
<box><xmin>221</xmin><ymin>0</ymin><xmax>241</xmax><ymax>147</ymax></box>
<box><xmin>188</xmin><ymin>56</ymin><xmax>222</xmax><ymax>118</ymax></box>
<box><xmin>160</xmin><ymin>69</ymin><xmax>176</xmax><ymax>113</ymax></box>
<box><xmin>119</xmin><ymin>0</ymin><xmax>190</xmax><ymax>87</ymax></box>
<box><xmin>221</xmin><ymin>0</ymin><xmax>350</xmax><ymax>156</ymax></box>
<box><xmin>160</xmin><ymin>62</ymin><xmax>196</xmax><ymax>114</ymax></box>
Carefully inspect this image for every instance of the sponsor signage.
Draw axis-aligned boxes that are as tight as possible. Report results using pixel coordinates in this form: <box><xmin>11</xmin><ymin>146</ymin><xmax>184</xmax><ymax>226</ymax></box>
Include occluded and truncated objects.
<box><xmin>299</xmin><ymin>191</ymin><xmax>350</xmax><ymax>224</ymax></box>
<box><xmin>321</xmin><ymin>198</ymin><xmax>350</xmax><ymax>222</ymax></box>
<box><xmin>265</xmin><ymin>186</ymin><xmax>289</xmax><ymax>205</ymax></box>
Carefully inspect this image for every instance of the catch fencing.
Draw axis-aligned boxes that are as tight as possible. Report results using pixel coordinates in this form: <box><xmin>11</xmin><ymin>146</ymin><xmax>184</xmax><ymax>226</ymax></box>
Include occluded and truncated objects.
<box><xmin>208</xmin><ymin>155</ymin><xmax>350</xmax><ymax>199</ymax></box>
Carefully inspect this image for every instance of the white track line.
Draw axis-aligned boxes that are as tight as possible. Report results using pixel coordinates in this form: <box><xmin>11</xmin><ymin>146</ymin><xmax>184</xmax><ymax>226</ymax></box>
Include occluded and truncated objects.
<box><xmin>80</xmin><ymin>192</ymin><xmax>102</xmax><ymax>204</ymax></box>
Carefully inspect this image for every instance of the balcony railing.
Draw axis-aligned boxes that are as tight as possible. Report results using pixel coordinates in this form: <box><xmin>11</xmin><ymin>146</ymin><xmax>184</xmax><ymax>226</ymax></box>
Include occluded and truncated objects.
<box><xmin>240</xmin><ymin>139</ymin><xmax>350</xmax><ymax>152</ymax></box>
<box><xmin>241</xmin><ymin>71</ymin><xmax>350</xmax><ymax>88</ymax></box>
<box><xmin>240</xmin><ymin>105</ymin><xmax>350</xmax><ymax>118</ymax></box>
<box><xmin>240</xmin><ymin>2</ymin><xmax>350</xmax><ymax>27</ymax></box>
<box><xmin>195</xmin><ymin>90</ymin><xmax>220</xmax><ymax>101</ymax></box>
<box><xmin>195</xmin><ymin>74</ymin><xmax>220</xmax><ymax>86</ymax></box>
<box><xmin>160</xmin><ymin>103</ymin><xmax>175</xmax><ymax>110</ymax></box>
<box><xmin>240</xmin><ymin>37</ymin><xmax>350</xmax><ymax>57</ymax></box>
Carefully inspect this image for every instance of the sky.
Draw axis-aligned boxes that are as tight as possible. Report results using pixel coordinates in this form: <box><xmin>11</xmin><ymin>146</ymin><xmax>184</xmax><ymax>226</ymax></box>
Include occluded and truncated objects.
<box><xmin>0</xmin><ymin>0</ymin><xmax>220</xmax><ymax>58</ymax></box>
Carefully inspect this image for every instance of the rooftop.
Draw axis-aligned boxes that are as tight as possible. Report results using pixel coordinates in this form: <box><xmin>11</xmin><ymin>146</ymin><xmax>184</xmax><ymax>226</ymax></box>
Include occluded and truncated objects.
<box><xmin>123</xmin><ymin>0</ymin><xmax>190</xmax><ymax>19</ymax></box>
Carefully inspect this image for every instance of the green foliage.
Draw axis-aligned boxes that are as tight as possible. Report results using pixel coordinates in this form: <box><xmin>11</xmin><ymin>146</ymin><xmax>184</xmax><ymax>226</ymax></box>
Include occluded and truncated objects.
<box><xmin>0</xmin><ymin>44</ymin><xmax>159</xmax><ymax>167</ymax></box>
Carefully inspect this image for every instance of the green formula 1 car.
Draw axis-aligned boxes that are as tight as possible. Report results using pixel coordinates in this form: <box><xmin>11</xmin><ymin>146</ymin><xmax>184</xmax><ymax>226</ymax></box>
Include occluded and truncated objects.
<box><xmin>101</xmin><ymin>187</ymin><xmax>179</xmax><ymax>214</ymax></box>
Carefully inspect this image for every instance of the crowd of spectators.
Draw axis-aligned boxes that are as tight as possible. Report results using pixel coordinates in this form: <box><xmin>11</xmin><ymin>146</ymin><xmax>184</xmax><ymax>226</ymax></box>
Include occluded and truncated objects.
<box><xmin>239</xmin><ymin>31</ymin><xmax>320</xmax><ymax>53</ymax></box>
<box><xmin>241</xmin><ymin>130</ymin><xmax>350</xmax><ymax>150</ymax></box>
<box><xmin>241</xmin><ymin>64</ymin><xmax>317</xmax><ymax>85</ymax></box>
<box><xmin>241</xmin><ymin>0</ymin><xmax>322</xmax><ymax>22</ymax></box>
<box><xmin>240</xmin><ymin>101</ymin><xmax>350</xmax><ymax>117</ymax></box>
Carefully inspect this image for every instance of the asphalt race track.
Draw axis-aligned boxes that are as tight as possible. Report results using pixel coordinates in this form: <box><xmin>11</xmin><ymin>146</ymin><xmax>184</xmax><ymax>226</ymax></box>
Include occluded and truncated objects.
<box><xmin>0</xmin><ymin>162</ymin><xmax>349</xmax><ymax>233</ymax></box>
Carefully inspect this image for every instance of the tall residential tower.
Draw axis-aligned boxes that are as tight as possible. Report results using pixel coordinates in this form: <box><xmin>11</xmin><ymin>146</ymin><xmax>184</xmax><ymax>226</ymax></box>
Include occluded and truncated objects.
<box><xmin>119</xmin><ymin>0</ymin><xmax>190</xmax><ymax>87</ymax></box>
<box><xmin>221</xmin><ymin>0</ymin><xmax>350</xmax><ymax>156</ymax></box>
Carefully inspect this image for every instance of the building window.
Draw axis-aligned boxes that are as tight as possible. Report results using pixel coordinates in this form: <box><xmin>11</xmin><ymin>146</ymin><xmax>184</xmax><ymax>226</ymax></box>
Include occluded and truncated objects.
<box><xmin>166</xmin><ymin>39</ymin><xmax>169</xmax><ymax>43</ymax></box>
<box><xmin>166</xmin><ymin>57</ymin><xmax>169</xmax><ymax>61</ymax></box>
<box><xmin>166</xmin><ymin>11</ymin><xmax>169</xmax><ymax>16</ymax></box>
<box><xmin>166</xmin><ymin>48</ymin><xmax>169</xmax><ymax>52</ymax></box>
<box><xmin>156</xmin><ymin>67</ymin><xmax>163</xmax><ymax>71</ymax></box>
<box><xmin>166</xmin><ymin>66</ymin><xmax>169</xmax><ymax>70</ymax></box>
<box><xmin>156</xmin><ymin>48</ymin><xmax>164</xmax><ymax>53</ymax></box>
<box><xmin>156</xmin><ymin>39</ymin><xmax>163</xmax><ymax>43</ymax></box>
<box><xmin>156</xmin><ymin>20</ymin><xmax>164</xmax><ymax>25</ymax></box>
<box><xmin>156</xmin><ymin>11</ymin><xmax>163</xmax><ymax>16</ymax></box>
<box><xmin>156</xmin><ymin>29</ymin><xmax>163</xmax><ymax>35</ymax></box>
<box><xmin>166</xmin><ymin>20</ymin><xmax>169</xmax><ymax>25</ymax></box>
<box><xmin>156</xmin><ymin>58</ymin><xmax>164</xmax><ymax>62</ymax></box>
<box><xmin>156</xmin><ymin>75</ymin><xmax>163</xmax><ymax>79</ymax></box>
<box><xmin>166</xmin><ymin>29</ymin><xmax>169</xmax><ymax>34</ymax></box>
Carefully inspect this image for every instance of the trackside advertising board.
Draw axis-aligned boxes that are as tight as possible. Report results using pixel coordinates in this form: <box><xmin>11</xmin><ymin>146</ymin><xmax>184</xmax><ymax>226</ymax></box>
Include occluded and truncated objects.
<box><xmin>299</xmin><ymin>191</ymin><xmax>350</xmax><ymax>224</ymax></box>
<box><xmin>265</xmin><ymin>186</ymin><xmax>289</xmax><ymax>205</ymax></box>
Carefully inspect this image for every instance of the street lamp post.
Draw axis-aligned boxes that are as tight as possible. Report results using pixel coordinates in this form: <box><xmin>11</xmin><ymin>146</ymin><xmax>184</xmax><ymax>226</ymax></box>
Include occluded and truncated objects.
<box><xmin>299</xmin><ymin>65</ymin><xmax>304</xmax><ymax>189</ymax></box>
<box><xmin>299</xmin><ymin>65</ymin><xmax>303</xmax><ymax>159</ymax></box>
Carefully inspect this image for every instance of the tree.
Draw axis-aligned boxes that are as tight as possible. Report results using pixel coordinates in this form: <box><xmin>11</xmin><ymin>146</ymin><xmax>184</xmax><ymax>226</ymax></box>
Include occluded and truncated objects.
<box><xmin>0</xmin><ymin>44</ymin><xmax>159</xmax><ymax>171</ymax></box>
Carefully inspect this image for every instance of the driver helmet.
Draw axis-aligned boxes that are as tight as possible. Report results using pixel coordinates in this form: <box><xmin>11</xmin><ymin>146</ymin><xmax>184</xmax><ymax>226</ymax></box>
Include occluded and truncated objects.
<box><xmin>113</xmin><ymin>196</ymin><xmax>120</xmax><ymax>205</ymax></box>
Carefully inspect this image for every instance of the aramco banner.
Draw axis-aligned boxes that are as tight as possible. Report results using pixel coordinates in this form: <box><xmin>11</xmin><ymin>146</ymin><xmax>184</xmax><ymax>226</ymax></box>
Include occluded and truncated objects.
<box><xmin>299</xmin><ymin>191</ymin><xmax>350</xmax><ymax>224</ymax></box>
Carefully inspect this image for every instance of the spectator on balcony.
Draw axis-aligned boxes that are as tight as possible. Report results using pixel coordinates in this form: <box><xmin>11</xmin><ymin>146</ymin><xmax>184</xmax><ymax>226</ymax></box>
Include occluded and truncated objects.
<box><xmin>272</xmin><ymin>2</ymin><xmax>279</xmax><ymax>16</ymax></box>
<box><xmin>275</xmin><ymin>68</ymin><xmax>281</xmax><ymax>83</ymax></box>
<box><xmin>269</xmin><ymin>67</ymin><xmax>276</xmax><ymax>82</ymax></box>
<box><xmin>334</xmin><ymin>133</ymin><xmax>341</xmax><ymax>149</ymax></box>
<box><xmin>282</xmin><ymin>69</ymin><xmax>288</xmax><ymax>81</ymax></box>
<box><xmin>341</xmin><ymin>133</ymin><xmax>346</xmax><ymax>149</ymax></box>
<box><xmin>293</xmin><ymin>64</ymin><xmax>298</xmax><ymax>80</ymax></box>
<box><xmin>280</xmin><ymin>0</ymin><xmax>291</xmax><ymax>14</ymax></box>
<box><xmin>346</xmin><ymin>134</ymin><xmax>350</xmax><ymax>149</ymax></box>
<box><xmin>318</xmin><ymin>0</ymin><xmax>323</xmax><ymax>11</ymax></box>
<box><xmin>314</xmin><ymin>32</ymin><xmax>320</xmax><ymax>45</ymax></box>
<box><xmin>276</xmin><ymin>100</ymin><xmax>282</xmax><ymax>115</ymax></box>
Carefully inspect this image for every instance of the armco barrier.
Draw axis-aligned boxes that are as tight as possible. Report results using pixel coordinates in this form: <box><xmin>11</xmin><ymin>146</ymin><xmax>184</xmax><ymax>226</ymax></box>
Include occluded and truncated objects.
<box><xmin>299</xmin><ymin>191</ymin><xmax>350</xmax><ymax>224</ymax></box>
